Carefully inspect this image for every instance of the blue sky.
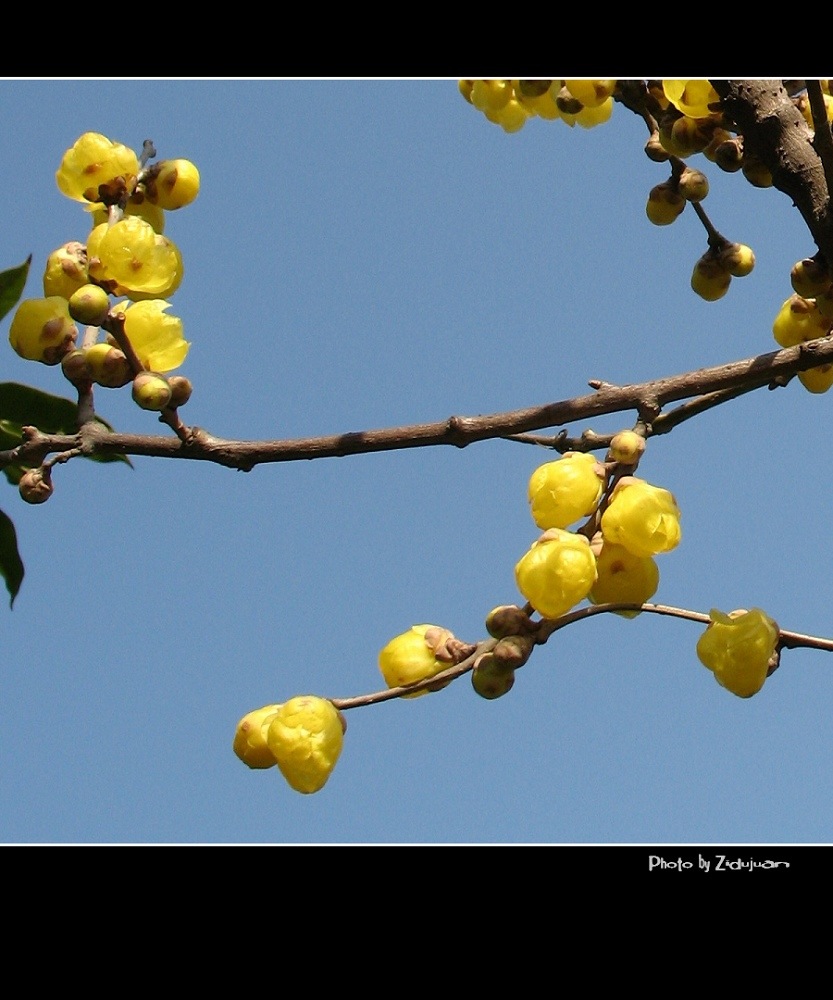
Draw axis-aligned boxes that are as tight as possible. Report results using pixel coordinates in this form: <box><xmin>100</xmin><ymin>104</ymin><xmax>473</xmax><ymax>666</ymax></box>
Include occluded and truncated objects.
<box><xmin>1</xmin><ymin>78</ymin><xmax>831</xmax><ymax>845</ymax></box>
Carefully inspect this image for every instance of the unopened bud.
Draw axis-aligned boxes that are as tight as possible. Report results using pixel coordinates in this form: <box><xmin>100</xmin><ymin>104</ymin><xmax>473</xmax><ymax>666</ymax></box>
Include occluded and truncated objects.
<box><xmin>68</xmin><ymin>284</ymin><xmax>111</xmax><ymax>326</ymax></box>
<box><xmin>608</xmin><ymin>430</ymin><xmax>646</xmax><ymax>465</ymax></box>
<box><xmin>492</xmin><ymin>634</ymin><xmax>535</xmax><ymax>670</ymax></box>
<box><xmin>132</xmin><ymin>372</ymin><xmax>172</xmax><ymax>411</ymax></box>
<box><xmin>471</xmin><ymin>653</ymin><xmax>516</xmax><ymax>700</ymax></box>
<box><xmin>166</xmin><ymin>375</ymin><xmax>193</xmax><ymax>408</ymax></box>
<box><xmin>714</xmin><ymin>137</ymin><xmax>744</xmax><ymax>172</ymax></box>
<box><xmin>61</xmin><ymin>349</ymin><xmax>92</xmax><ymax>387</ymax></box>
<box><xmin>486</xmin><ymin>604</ymin><xmax>535</xmax><ymax>639</ymax></box>
<box><xmin>19</xmin><ymin>467</ymin><xmax>53</xmax><ymax>504</ymax></box>
<box><xmin>85</xmin><ymin>343</ymin><xmax>132</xmax><ymax>388</ymax></box>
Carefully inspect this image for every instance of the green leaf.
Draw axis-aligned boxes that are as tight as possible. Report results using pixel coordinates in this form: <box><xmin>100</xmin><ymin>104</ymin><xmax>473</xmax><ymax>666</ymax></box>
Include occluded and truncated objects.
<box><xmin>0</xmin><ymin>382</ymin><xmax>131</xmax><ymax>485</ymax></box>
<box><xmin>0</xmin><ymin>508</ymin><xmax>24</xmax><ymax>607</ymax></box>
<box><xmin>0</xmin><ymin>257</ymin><xmax>32</xmax><ymax>324</ymax></box>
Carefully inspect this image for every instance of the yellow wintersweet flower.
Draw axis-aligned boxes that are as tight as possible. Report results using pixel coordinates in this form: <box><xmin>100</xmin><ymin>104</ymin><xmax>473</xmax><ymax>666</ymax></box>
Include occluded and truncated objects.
<box><xmin>87</xmin><ymin>218</ymin><xmax>182</xmax><ymax>298</ymax></box>
<box><xmin>266</xmin><ymin>696</ymin><xmax>345</xmax><ymax>793</ymax></box>
<box><xmin>122</xmin><ymin>300</ymin><xmax>189</xmax><ymax>372</ymax></box>
<box><xmin>589</xmin><ymin>541</ymin><xmax>659</xmax><ymax>618</ymax></box>
<box><xmin>528</xmin><ymin>452</ymin><xmax>604</xmax><ymax>530</ymax></box>
<box><xmin>9</xmin><ymin>297</ymin><xmax>77</xmax><ymax>365</ymax></box>
<box><xmin>662</xmin><ymin>80</ymin><xmax>721</xmax><ymax>119</ymax></box>
<box><xmin>600</xmin><ymin>477</ymin><xmax>681</xmax><ymax>558</ymax></box>
<box><xmin>378</xmin><ymin>624</ymin><xmax>455</xmax><ymax>697</ymax></box>
<box><xmin>515</xmin><ymin>528</ymin><xmax>597</xmax><ymax>619</ymax></box>
<box><xmin>696</xmin><ymin>608</ymin><xmax>779</xmax><ymax>698</ymax></box>
<box><xmin>56</xmin><ymin>132</ymin><xmax>140</xmax><ymax>203</ymax></box>
<box><xmin>232</xmin><ymin>704</ymin><xmax>282</xmax><ymax>769</ymax></box>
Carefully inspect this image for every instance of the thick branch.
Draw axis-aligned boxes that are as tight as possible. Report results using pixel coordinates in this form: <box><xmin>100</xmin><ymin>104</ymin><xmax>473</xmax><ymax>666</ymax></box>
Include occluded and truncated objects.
<box><xmin>711</xmin><ymin>80</ymin><xmax>832</xmax><ymax>259</ymax></box>
<box><xmin>3</xmin><ymin>337</ymin><xmax>833</xmax><ymax>471</ymax></box>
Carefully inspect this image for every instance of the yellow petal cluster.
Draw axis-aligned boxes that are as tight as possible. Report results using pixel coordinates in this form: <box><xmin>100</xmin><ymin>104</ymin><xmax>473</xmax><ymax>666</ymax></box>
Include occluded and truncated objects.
<box><xmin>56</xmin><ymin>132</ymin><xmax>140</xmax><ymax>203</ymax></box>
<box><xmin>378</xmin><ymin>624</ymin><xmax>454</xmax><ymax>697</ymax></box>
<box><xmin>87</xmin><ymin>218</ymin><xmax>182</xmax><ymax>298</ymax></box>
<box><xmin>696</xmin><ymin>608</ymin><xmax>779</xmax><ymax>698</ymax></box>
<box><xmin>589</xmin><ymin>542</ymin><xmax>659</xmax><ymax>617</ymax></box>
<box><xmin>9</xmin><ymin>297</ymin><xmax>78</xmax><ymax>365</ymax></box>
<box><xmin>122</xmin><ymin>300</ymin><xmax>190</xmax><ymax>372</ymax></box>
<box><xmin>662</xmin><ymin>80</ymin><xmax>721</xmax><ymax>119</ymax></box>
<box><xmin>515</xmin><ymin>528</ymin><xmax>597</xmax><ymax>619</ymax></box>
<box><xmin>233</xmin><ymin>704</ymin><xmax>282</xmax><ymax>769</ymax></box>
<box><xmin>266</xmin><ymin>696</ymin><xmax>344</xmax><ymax>793</ymax></box>
<box><xmin>600</xmin><ymin>478</ymin><xmax>681</xmax><ymax>558</ymax></box>
<box><xmin>528</xmin><ymin>453</ymin><xmax>603</xmax><ymax>530</ymax></box>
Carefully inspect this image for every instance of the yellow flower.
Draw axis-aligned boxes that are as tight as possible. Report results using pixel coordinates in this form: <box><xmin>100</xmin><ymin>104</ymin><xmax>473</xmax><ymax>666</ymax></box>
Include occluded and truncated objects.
<box><xmin>600</xmin><ymin>478</ymin><xmax>681</xmax><ymax>558</ymax></box>
<box><xmin>696</xmin><ymin>608</ymin><xmax>779</xmax><ymax>698</ymax></box>
<box><xmin>87</xmin><ymin>218</ymin><xmax>182</xmax><ymax>298</ymax></box>
<box><xmin>662</xmin><ymin>80</ymin><xmax>721</xmax><ymax>119</ymax></box>
<box><xmin>232</xmin><ymin>704</ymin><xmax>282</xmax><ymax>769</ymax></box>
<box><xmin>528</xmin><ymin>452</ymin><xmax>603</xmax><ymax>530</ymax></box>
<box><xmin>9</xmin><ymin>297</ymin><xmax>77</xmax><ymax>365</ymax></box>
<box><xmin>378</xmin><ymin>624</ymin><xmax>455</xmax><ymax>697</ymax></box>
<box><xmin>589</xmin><ymin>542</ymin><xmax>659</xmax><ymax>617</ymax></box>
<box><xmin>122</xmin><ymin>300</ymin><xmax>189</xmax><ymax>372</ymax></box>
<box><xmin>56</xmin><ymin>132</ymin><xmax>139</xmax><ymax>203</ymax></box>
<box><xmin>266</xmin><ymin>696</ymin><xmax>344</xmax><ymax>793</ymax></box>
<box><xmin>515</xmin><ymin>528</ymin><xmax>597</xmax><ymax>619</ymax></box>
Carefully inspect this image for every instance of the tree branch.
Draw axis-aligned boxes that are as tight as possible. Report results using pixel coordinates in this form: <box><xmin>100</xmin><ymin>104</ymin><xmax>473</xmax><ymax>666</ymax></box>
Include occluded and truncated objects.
<box><xmin>4</xmin><ymin>336</ymin><xmax>833</xmax><ymax>472</ymax></box>
<box><xmin>711</xmin><ymin>80</ymin><xmax>832</xmax><ymax>258</ymax></box>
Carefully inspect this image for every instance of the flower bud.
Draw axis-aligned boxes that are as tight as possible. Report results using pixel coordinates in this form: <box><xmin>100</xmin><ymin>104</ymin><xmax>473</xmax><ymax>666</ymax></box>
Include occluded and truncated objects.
<box><xmin>9</xmin><ymin>297</ymin><xmax>77</xmax><ymax>364</ymax></box>
<box><xmin>644</xmin><ymin>132</ymin><xmax>671</xmax><ymax>162</ymax></box>
<box><xmin>232</xmin><ymin>704</ymin><xmax>282</xmax><ymax>769</ymax></box>
<box><xmin>798</xmin><ymin>364</ymin><xmax>833</xmax><ymax>394</ymax></box>
<box><xmin>471</xmin><ymin>654</ymin><xmax>516</xmax><ymax>700</ymax></box>
<box><xmin>132</xmin><ymin>372</ymin><xmax>172</xmax><ymax>411</ymax></box>
<box><xmin>772</xmin><ymin>294</ymin><xmax>829</xmax><ymax>347</ymax></box>
<box><xmin>86</xmin><ymin>343</ymin><xmax>133</xmax><ymax>388</ymax></box>
<box><xmin>741</xmin><ymin>153</ymin><xmax>773</xmax><ymax>188</ymax></box>
<box><xmin>144</xmin><ymin>158</ymin><xmax>201</xmax><ymax>210</ymax></box>
<box><xmin>61</xmin><ymin>348</ymin><xmax>92</xmax><ymax>387</ymax></box>
<box><xmin>790</xmin><ymin>257</ymin><xmax>831</xmax><ymax>299</ymax></box>
<box><xmin>18</xmin><ymin>467</ymin><xmax>53</xmax><ymax>504</ymax></box>
<box><xmin>600</xmin><ymin>478</ymin><xmax>681</xmax><ymax>557</ymax></box>
<box><xmin>492</xmin><ymin>634</ymin><xmax>535</xmax><ymax>670</ymax></box>
<box><xmin>713</xmin><ymin>137</ymin><xmax>744</xmax><ymax>173</ymax></box>
<box><xmin>691</xmin><ymin>253</ymin><xmax>731</xmax><ymax>301</ymax></box>
<box><xmin>166</xmin><ymin>375</ymin><xmax>193</xmax><ymax>408</ymax></box>
<box><xmin>678</xmin><ymin>167</ymin><xmax>709</xmax><ymax>203</ymax></box>
<box><xmin>485</xmin><ymin>604</ymin><xmax>535</xmax><ymax>639</ymax></box>
<box><xmin>42</xmin><ymin>242</ymin><xmax>88</xmax><ymax>299</ymax></box>
<box><xmin>608</xmin><ymin>430</ymin><xmax>646</xmax><ymax>465</ymax></box>
<box><xmin>378</xmin><ymin>624</ymin><xmax>456</xmax><ymax>697</ymax></box>
<box><xmin>589</xmin><ymin>541</ymin><xmax>659</xmax><ymax>617</ymax></box>
<box><xmin>719</xmin><ymin>242</ymin><xmax>755</xmax><ymax>278</ymax></box>
<box><xmin>646</xmin><ymin>182</ymin><xmax>686</xmax><ymax>226</ymax></box>
<box><xmin>68</xmin><ymin>283</ymin><xmax>111</xmax><ymax>326</ymax></box>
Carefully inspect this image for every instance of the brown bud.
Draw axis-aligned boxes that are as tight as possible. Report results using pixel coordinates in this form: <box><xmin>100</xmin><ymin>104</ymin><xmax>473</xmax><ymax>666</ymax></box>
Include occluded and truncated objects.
<box><xmin>19</xmin><ymin>467</ymin><xmax>53</xmax><ymax>505</ymax></box>
<box><xmin>61</xmin><ymin>349</ymin><xmax>92</xmax><ymax>387</ymax></box>
<box><xmin>486</xmin><ymin>604</ymin><xmax>535</xmax><ymax>639</ymax></box>
<box><xmin>167</xmin><ymin>375</ymin><xmax>193</xmax><ymax>408</ymax></box>
<box><xmin>471</xmin><ymin>653</ymin><xmax>516</xmax><ymax>700</ymax></box>
<box><xmin>492</xmin><ymin>635</ymin><xmax>535</xmax><ymax>670</ymax></box>
<box><xmin>713</xmin><ymin>136</ymin><xmax>744</xmax><ymax>173</ymax></box>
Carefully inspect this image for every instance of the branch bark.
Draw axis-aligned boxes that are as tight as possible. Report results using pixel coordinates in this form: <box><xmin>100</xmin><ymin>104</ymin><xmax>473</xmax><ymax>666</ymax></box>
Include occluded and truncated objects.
<box><xmin>711</xmin><ymin>80</ymin><xmax>832</xmax><ymax>258</ymax></box>
<box><xmin>4</xmin><ymin>336</ymin><xmax>833</xmax><ymax>472</ymax></box>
